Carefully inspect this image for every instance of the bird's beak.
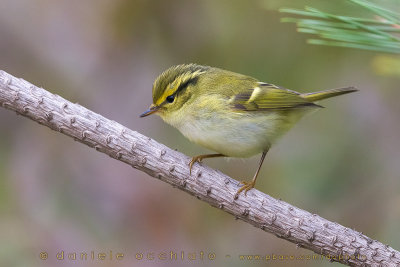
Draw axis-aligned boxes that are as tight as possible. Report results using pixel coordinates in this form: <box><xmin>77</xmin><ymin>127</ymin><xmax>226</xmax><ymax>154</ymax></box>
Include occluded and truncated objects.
<box><xmin>140</xmin><ymin>104</ymin><xmax>160</xmax><ymax>117</ymax></box>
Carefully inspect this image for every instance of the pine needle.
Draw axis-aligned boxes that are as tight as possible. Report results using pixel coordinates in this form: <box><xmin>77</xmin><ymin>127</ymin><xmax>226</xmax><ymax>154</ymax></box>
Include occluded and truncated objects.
<box><xmin>279</xmin><ymin>0</ymin><xmax>400</xmax><ymax>54</ymax></box>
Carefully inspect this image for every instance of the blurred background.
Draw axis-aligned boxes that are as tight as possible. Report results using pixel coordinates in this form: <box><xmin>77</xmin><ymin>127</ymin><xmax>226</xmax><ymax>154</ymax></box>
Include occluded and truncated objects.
<box><xmin>0</xmin><ymin>0</ymin><xmax>399</xmax><ymax>266</ymax></box>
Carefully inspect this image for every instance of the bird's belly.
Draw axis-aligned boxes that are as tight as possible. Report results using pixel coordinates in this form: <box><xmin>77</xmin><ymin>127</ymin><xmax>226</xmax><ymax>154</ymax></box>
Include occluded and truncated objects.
<box><xmin>177</xmin><ymin>113</ymin><xmax>289</xmax><ymax>157</ymax></box>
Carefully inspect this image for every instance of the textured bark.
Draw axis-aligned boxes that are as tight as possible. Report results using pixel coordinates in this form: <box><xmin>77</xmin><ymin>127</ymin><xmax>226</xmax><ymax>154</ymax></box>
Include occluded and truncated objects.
<box><xmin>0</xmin><ymin>70</ymin><xmax>398</xmax><ymax>266</ymax></box>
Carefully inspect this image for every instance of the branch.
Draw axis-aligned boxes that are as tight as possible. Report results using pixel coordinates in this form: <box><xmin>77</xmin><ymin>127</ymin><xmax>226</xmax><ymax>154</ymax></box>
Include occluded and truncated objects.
<box><xmin>0</xmin><ymin>70</ymin><xmax>398</xmax><ymax>267</ymax></box>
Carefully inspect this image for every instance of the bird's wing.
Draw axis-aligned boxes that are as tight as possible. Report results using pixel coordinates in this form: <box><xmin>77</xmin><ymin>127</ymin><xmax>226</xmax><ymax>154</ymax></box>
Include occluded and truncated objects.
<box><xmin>230</xmin><ymin>83</ymin><xmax>321</xmax><ymax>111</ymax></box>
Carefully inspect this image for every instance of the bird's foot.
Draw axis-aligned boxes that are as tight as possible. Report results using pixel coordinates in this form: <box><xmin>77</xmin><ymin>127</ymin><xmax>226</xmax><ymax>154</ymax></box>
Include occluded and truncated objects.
<box><xmin>235</xmin><ymin>180</ymin><xmax>256</xmax><ymax>198</ymax></box>
<box><xmin>188</xmin><ymin>155</ymin><xmax>203</xmax><ymax>175</ymax></box>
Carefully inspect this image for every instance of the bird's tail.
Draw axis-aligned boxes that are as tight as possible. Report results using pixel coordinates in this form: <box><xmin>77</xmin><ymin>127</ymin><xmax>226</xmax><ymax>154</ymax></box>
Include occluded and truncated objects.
<box><xmin>301</xmin><ymin>87</ymin><xmax>358</xmax><ymax>102</ymax></box>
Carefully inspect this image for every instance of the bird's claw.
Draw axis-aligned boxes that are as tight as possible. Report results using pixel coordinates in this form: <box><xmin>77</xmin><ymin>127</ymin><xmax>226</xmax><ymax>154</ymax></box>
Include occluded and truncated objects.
<box><xmin>188</xmin><ymin>156</ymin><xmax>202</xmax><ymax>175</ymax></box>
<box><xmin>235</xmin><ymin>180</ymin><xmax>255</xmax><ymax>198</ymax></box>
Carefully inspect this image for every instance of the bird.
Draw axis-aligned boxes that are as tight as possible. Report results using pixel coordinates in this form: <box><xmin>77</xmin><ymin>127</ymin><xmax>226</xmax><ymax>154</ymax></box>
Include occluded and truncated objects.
<box><xmin>140</xmin><ymin>64</ymin><xmax>357</xmax><ymax>197</ymax></box>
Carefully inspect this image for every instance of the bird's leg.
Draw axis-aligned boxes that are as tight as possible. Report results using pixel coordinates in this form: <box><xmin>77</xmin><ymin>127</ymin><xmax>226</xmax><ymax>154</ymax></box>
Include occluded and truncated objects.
<box><xmin>235</xmin><ymin>150</ymin><xmax>268</xmax><ymax>197</ymax></box>
<box><xmin>189</xmin><ymin>153</ymin><xmax>226</xmax><ymax>175</ymax></box>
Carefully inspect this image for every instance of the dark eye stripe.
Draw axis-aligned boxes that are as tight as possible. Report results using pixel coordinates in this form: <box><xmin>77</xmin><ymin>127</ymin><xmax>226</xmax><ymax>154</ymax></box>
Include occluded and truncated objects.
<box><xmin>162</xmin><ymin>77</ymin><xmax>199</xmax><ymax>105</ymax></box>
<box><xmin>176</xmin><ymin>77</ymin><xmax>198</xmax><ymax>93</ymax></box>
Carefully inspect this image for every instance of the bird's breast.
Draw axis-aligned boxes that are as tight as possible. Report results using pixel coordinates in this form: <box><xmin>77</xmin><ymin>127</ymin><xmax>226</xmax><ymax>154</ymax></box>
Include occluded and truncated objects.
<box><xmin>160</xmin><ymin>96</ymin><xmax>308</xmax><ymax>157</ymax></box>
<box><xmin>175</xmin><ymin>111</ymin><xmax>288</xmax><ymax>157</ymax></box>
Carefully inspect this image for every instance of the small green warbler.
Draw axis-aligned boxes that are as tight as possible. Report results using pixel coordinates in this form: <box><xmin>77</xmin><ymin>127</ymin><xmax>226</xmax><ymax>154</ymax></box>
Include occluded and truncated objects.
<box><xmin>140</xmin><ymin>64</ymin><xmax>357</xmax><ymax>197</ymax></box>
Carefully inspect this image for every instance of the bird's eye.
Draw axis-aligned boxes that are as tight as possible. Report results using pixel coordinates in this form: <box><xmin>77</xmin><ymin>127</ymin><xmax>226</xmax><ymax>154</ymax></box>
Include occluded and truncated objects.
<box><xmin>166</xmin><ymin>95</ymin><xmax>175</xmax><ymax>103</ymax></box>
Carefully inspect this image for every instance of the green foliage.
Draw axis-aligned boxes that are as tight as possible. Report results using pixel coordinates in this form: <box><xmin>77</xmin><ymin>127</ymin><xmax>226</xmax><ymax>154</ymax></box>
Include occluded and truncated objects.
<box><xmin>280</xmin><ymin>0</ymin><xmax>400</xmax><ymax>54</ymax></box>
